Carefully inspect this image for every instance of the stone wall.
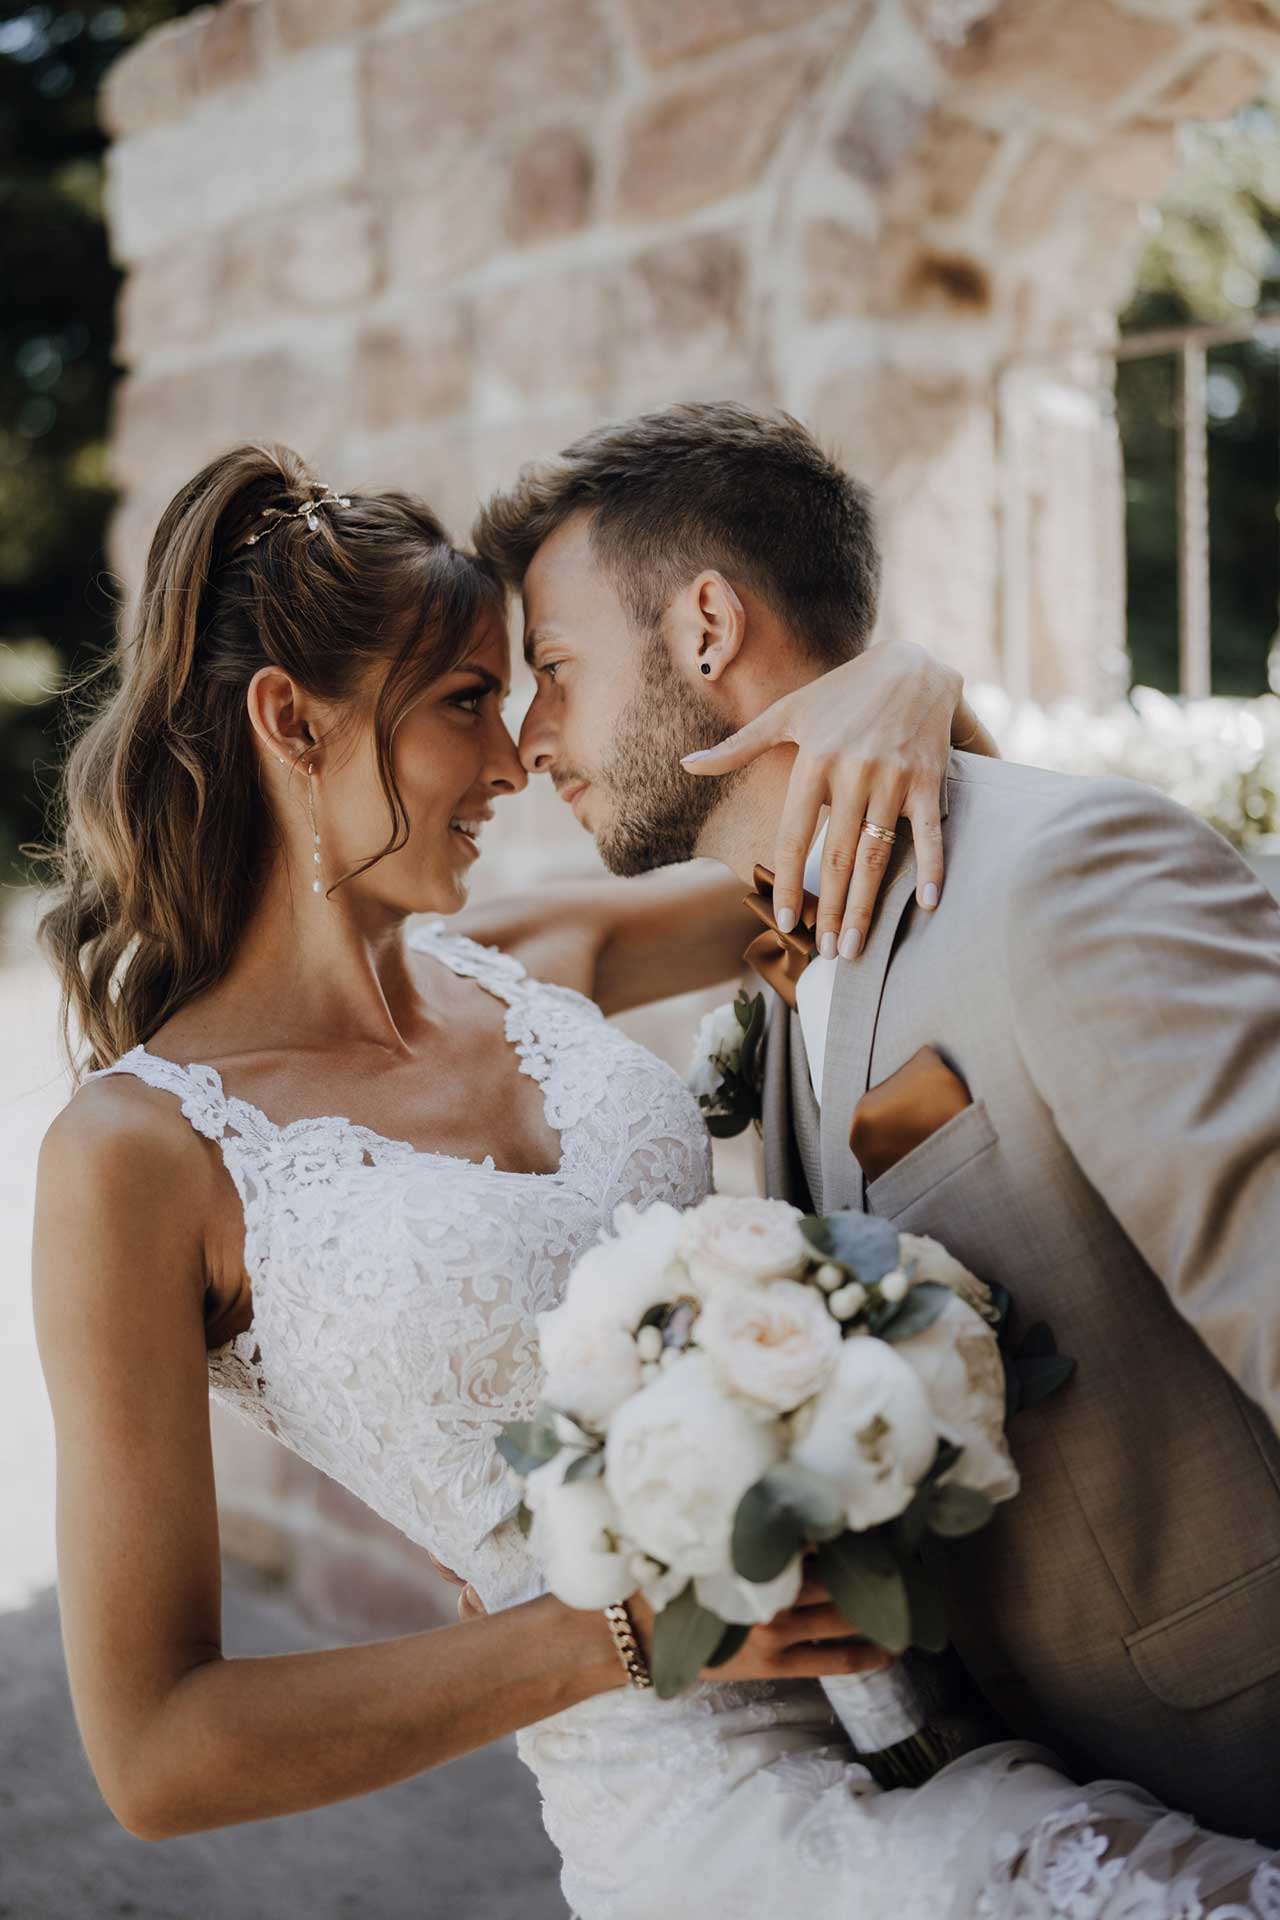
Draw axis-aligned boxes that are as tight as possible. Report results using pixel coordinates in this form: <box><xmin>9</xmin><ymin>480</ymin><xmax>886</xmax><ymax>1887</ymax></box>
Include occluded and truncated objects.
<box><xmin>99</xmin><ymin>0</ymin><xmax>1280</xmax><ymax>1629</ymax></box>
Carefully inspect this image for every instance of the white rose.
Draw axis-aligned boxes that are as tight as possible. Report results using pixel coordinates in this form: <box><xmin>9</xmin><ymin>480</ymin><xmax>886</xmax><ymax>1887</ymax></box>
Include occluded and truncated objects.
<box><xmin>626</xmin><ymin>1548</ymin><xmax>689</xmax><ymax>1614</ymax></box>
<box><xmin>688</xmin><ymin>1000</ymin><xmax>744</xmax><ymax>1102</ymax></box>
<box><xmin>789</xmin><ymin>1336</ymin><xmax>938</xmax><ymax>1530</ymax></box>
<box><xmin>537</xmin><ymin>1306</ymin><xmax>644</xmax><ymax>1431</ymax></box>
<box><xmin>696</xmin><ymin>1277</ymin><xmax>842</xmax><ymax>1414</ymax></box>
<box><xmin>898</xmin><ymin>1233</ymin><xmax>997</xmax><ymax>1324</ymax></box>
<box><xmin>562</xmin><ymin>1201</ymin><xmax>692</xmax><ymax>1331</ymax></box>
<box><xmin>893</xmin><ymin>1291</ymin><xmax>1019</xmax><ymax>1506</ymax></box>
<box><xmin>694</xmin><ymin>1554</ymin><xmax>805</xmax><ymax>1626</ymax></box>
<box><xmin>524</xmin><ymin>1451</ymin><xmax>634</xmax><ymax>1609</ymax></box>
<box><xmin>604</xmin><ymin>1351</ymin><xmax>782</xmax><ymax>1578</ymax></box>
<box><xmin>682</xmin><ymin>1195</ymin><xmax>809</xmax><ymax>1293</ymax></box>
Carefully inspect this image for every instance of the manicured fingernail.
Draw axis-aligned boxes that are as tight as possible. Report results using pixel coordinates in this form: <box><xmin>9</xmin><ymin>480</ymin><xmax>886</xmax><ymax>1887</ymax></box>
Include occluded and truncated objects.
<box><xmin>776</xmin><ymin>906</ymin><xmax>797</xmax><ymax>934</ymax></box>
<box><xmin>819</xmin><ymin>931</ymin><xmax>837</xmax><ymax>960</ymax></box>
<box><xmin>921</xmin><ymin>883</ymin><xmax>939</xmax><ymax>909</ymax></box>
<box><xmin>839</xmin><ymin>929</ymin><xmax>862</xmax><ymax>960</ymax></box>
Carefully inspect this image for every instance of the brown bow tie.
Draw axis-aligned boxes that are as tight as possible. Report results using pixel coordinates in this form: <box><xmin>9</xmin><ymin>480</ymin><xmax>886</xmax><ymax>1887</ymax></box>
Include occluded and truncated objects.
<box><xmin>742</xmin><ymin>864</ymin><xmax>818</xmax><ymax>1012</ymax></box>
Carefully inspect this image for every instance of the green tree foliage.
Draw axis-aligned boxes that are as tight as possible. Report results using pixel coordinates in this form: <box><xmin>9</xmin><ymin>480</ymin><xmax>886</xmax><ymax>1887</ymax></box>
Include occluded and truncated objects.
<box><xmin>1118</xmin><ymin>98</ymin><xmax>1280</xmax><ymax>697</ymax></box>
<box><xmin>0</xmin><ymin>1</ymin><xmax>200</xmax><ymax>882</ymax></box>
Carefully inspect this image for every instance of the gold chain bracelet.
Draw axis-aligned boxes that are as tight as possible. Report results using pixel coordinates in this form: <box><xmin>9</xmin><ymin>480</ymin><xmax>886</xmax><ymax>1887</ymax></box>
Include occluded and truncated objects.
<box><xmin>603</xmin><ymin>1600</ymin><xmax>653</xmax><ymax>1689</ymax></box>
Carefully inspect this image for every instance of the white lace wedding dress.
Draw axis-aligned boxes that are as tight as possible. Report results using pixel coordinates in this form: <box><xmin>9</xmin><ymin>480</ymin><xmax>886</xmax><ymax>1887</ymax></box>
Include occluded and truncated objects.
<box><xmin>90</xmin><ymin>923</ymin><xmax>1277</xmax><ymax>1920</ymax></box>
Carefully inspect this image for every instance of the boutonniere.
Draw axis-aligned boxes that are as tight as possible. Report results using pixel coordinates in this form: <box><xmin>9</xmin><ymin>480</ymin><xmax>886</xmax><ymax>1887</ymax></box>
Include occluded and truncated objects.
<box><xmin>687</xmin><ymin>988</ymin><xmax>766</xmax><ymax>1137</ymax></box>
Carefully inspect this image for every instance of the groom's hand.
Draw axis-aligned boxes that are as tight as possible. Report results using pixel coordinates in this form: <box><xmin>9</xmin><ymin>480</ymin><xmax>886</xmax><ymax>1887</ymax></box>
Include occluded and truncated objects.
<box><xmin>622</xmin><ymin>1563</ymin><xmax>892</xmax><ymax>1688</ymax></box>
<box><xmin>682</xmin><ymin>642</ymin><xmax>956</xmax><ymax>958</ymax></box>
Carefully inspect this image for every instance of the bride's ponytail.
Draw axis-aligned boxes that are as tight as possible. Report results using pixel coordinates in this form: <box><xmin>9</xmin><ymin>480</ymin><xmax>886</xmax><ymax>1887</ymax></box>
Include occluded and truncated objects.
<box><xmin>35</xmin><ymin>443</ymin><xmax>501</xmax><ymax>1077</ymax></box>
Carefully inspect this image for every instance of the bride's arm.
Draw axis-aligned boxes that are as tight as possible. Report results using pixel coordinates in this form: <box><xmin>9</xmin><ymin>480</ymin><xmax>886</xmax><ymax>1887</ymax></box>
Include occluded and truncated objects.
<box><xmin>35</xmin><ymin>1086</ymin><xmax>884</xmax><ymax>1839</ymax></box>
<box><xmin>458</xmin><ymin>641</ymin><xmax>993</xmax><ymax>1013</ymax></box>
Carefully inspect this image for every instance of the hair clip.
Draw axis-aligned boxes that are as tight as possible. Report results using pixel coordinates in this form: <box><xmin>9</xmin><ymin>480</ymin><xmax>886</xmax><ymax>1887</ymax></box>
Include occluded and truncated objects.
<box><xmin>245</xmin><ymin>488</ymin><xmax>352</xmax><ymax>546</ymax></box>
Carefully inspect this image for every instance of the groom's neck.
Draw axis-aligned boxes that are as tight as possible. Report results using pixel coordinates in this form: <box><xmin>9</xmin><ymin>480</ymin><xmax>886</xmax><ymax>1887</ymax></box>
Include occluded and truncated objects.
<box><xmin>693</xmin><ymin>746</ymin><xmax>800</xmax><ymax>889</ymax></box>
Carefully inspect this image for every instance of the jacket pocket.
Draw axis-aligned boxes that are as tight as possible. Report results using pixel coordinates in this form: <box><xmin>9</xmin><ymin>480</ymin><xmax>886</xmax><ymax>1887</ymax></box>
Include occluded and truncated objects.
<box><xmin>866</xmin><ymin>1098</ymin><xmax>998</xmax><ymax>1221</ymax></box>
<box><xmin>1124</xmin><ymin>1556</ymin><xmax>1280</xmax><ymax>1710</ymax></box>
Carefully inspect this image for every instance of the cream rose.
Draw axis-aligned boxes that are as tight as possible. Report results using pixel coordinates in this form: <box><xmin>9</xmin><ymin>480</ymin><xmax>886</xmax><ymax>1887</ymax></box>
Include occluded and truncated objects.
<box><xmin>524</xmin><ymin>1450</ymin><xmax>633</xmax><ymax>1609</ymax></box>
<box><xmin>789</xmin><ymin>1336</ymin><xmax>938</xmax><ymax>1530</ymax></box>
<box><xmin>898</xmin><ymin>1233</ymin><xmax>997</xmax><ymax>1324</ymax></box>
<box><xmin>696</xmin><ymin>1276</ymin><xmax>842</xmax><ymax>1414</ymax></box>
<box><xmin>688</xmin><ymin>1000</ymin><xmax>745</xmax><ymax>1103</ymax></box>
<box><xmin>537</xmin><ymin>1307</ymin><xmax>644</xmax><ymax>1431</ymax></box>
<box><xmin>561</xmin><ymin>1200</ymin><xmax>691</xmax><ymax>1332</ymax></box>
<box><xmin>682</xmin><ymin>1195</ymin><xmax>809</xmax><ymax>1292</ymax></box>
<box><xmin>893</xmin><ymin>1291</ymin><xmax>1019</xmax><ymax>1505</ymax></box>
<box><xmin>694</xmin><ymin>1554</ymin><xmax>805</xmax><ymax>1625</ymax></box>
<box><xmin>604</xmin><ymin>1351</ymin><xmax>782</xmax><ymax>1577</ymax></box>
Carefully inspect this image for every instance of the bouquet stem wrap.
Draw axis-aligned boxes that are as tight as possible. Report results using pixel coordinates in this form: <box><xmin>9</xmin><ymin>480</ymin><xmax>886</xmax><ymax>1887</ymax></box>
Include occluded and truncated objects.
<box><xmin>822</xmin><ymin>1658</ymin><xmax>950</xmax><ymax>1788</ymax></box>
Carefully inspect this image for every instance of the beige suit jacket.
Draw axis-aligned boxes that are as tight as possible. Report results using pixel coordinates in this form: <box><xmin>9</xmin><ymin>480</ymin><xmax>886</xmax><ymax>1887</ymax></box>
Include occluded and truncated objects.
<box><xmin>762</xmin><ymin>752</ymin><xmax>1280</xmax><ymax>1844</ymax></box>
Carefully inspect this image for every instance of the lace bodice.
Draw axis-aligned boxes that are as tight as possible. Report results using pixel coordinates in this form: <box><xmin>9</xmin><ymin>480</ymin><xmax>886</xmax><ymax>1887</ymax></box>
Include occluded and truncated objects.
<box><xmin>87</xmin><ymin>921</ymin><xmax>713</xmax><ymax>1612</ymax></box>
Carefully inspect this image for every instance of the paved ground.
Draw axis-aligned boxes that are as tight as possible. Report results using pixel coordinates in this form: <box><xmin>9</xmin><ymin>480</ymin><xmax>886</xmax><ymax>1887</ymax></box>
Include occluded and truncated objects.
<box><xmin>0</xmin><ymin>1559</ymin><xmax>569</xmax><ymax>1920</ymax></box>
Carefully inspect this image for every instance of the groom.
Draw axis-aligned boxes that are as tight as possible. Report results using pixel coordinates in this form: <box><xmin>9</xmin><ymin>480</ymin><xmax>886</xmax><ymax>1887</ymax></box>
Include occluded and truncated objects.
<box><xmin>472</xmin><ymin>401</ymin><xmax>1280</xmax><ymax>1844</ymax></box>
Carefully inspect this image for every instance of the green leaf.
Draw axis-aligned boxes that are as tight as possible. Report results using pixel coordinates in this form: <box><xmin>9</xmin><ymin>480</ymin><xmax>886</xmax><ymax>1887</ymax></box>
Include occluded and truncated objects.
<box><xmin>923</xmin><ymin>1439</ymin><xmax>964</xmax><ymax>1487</ymax></box>
<box><xmin>704</xmin><ymin>1621</ymin><xmax>751</xmax><ymax>1669</ymax></box>
<box><xmin>650</xmin><ymin>1582</ymin><xmax>731</xmax><ymax>1699</ymax></box>
<box><xmin>515</xmin><ymin>1501</ymin><xmax>533</xmax><ymax>1538</ymax></box>
<box><xmin>739</xmin><ymin>992</ymin><xmax>768</xmax><ymax>1089</ymax></box>
<box><xmin>563</xmin><ymin>1449</ymin><xmax>605</xmax><ymax>1484</ymax></box>
<box><xmin>801</xmin><ymin>1211</ymin><xmax>901</xmax><ymax>1287</ymax></box>
<box><xmin>732</xmin><ymin>1464</ymin><xmax>845</xmax><ymax>1582</ymax></box>
<box><xmin>878</xmin><ymin>1281</ymin><xmax>953</xmax><ymax>1344</ymax></box>
<box><xmin>705</xmin><ymin>1112</ymin><xmax>751</xmax><ymax>1139</ymax></box>
<box><xmin>1015</xmin><ymin>1353</ymin><xmax>1077</xmax><ymax>1408</ymax></box>
<box><xmin>900</xmin><ymin>1555</ymin><xmax>949</xmax><ymax>1654</ymax></box>
<box><xmin>815</xmin><ymin>1530</ymin><xmax>911</xmax><ymax>1653</ymax></box>
<box><xmin>926</xmin><ymin>1484</ymin><xmax>995</xmax><ymax>1539</ymax></box>
<box><xmin>1015</xmin><ymin>1321</ymin><xmax>1057</xmax><ymax>1361</ymax></box>
<box><xmin>495</xmin><ymin>1416</ymin><xmax>563</xmax><ymax>1478</ymax></box>
<box><xmin>733</xmin><ymin>988</ymin><xmax>754</xmax><ymax>1031</ymax></box>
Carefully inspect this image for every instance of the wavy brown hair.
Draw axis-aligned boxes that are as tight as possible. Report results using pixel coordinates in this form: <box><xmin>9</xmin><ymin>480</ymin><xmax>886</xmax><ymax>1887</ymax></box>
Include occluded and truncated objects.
<box><xmin>36</xmin><ymin>443</ymin><xmax>502</xmax><ymax>1079</ymax></box>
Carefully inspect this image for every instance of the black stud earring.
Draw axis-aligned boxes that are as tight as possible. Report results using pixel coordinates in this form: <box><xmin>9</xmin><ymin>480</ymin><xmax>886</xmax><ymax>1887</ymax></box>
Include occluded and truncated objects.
<box><xmin>700</xmin><ymin>662</ymin><xmax>712</xmax><ymax>676</ymax></box>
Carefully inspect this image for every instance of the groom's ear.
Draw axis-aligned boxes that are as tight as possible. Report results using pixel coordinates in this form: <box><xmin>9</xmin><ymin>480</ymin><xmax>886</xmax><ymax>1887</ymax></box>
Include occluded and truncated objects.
<box><xmin>667</xmin><ymin>570</ymin><xmax>746</xmax><ymax>687</ymax></box>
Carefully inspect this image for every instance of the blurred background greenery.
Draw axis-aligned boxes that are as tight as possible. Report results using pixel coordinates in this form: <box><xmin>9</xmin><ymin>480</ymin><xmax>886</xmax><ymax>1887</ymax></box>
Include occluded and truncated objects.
<box><xmin>1</xmin><ymin>7</ymin><xmax>1278</xmax><ymax>883</ymax></box>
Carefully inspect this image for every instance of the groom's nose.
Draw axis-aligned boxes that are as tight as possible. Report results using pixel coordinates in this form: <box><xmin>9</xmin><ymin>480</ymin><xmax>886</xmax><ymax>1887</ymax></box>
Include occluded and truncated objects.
<box><xmin>518</xmin><ymin>701</ymin><xmax>556</xmax><ymax>776</ymax></box>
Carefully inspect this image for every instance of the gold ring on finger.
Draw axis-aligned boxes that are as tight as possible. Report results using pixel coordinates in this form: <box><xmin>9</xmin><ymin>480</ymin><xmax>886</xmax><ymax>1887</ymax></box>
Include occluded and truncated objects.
<box><xmin>860</xmin><ymin>821</ymin><xmax>897</xmax><ymax>846</ymax></box>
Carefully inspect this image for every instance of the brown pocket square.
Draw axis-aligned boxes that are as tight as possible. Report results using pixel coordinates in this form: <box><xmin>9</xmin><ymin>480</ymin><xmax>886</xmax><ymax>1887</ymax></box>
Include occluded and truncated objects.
<box><xmin>849</xmin><ymin>1046</ymin><xmax>972</xmax><ymax>1184</ymax></box>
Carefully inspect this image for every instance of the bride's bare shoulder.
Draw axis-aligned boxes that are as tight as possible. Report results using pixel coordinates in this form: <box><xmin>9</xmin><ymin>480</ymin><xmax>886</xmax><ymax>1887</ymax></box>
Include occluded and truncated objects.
<box><xmin>38</xmin><ymin>1069</ymin><xmax>217</xmax><ymax>1224</ymax></box>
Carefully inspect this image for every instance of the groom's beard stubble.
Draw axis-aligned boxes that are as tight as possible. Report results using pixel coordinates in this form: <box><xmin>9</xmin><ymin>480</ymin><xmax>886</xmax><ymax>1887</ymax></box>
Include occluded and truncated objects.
<box><xmin>594</xmin><ymin>638</ymin><xmax>741</xmax><ymax>877</ymax></box>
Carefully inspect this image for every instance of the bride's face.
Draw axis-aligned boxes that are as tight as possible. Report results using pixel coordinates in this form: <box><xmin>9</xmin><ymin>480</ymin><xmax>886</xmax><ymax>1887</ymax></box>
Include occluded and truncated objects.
<box><xmin>319</xmin><ymin>611</ymin><xmax>526</xmax><ymax>914</ymax></box>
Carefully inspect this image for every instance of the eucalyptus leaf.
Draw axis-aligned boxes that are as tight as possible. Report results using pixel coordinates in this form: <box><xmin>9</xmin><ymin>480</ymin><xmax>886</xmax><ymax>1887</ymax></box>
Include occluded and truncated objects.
<box><xmin>1015</xmin><ymin>1321</ymin><xmax>1057</xmax><ymax>1361</ymax></box>
<box><xmin>739</xmin><ymin>993</ymin><xmax>768</xmax><ymax>1089</ymax></box>
<box><xmin>496</xmin><ymin>1418</ymin><xmax>563</xmax><ymax>1478</ymax></box>
<box><xmin>814</xmin><ymin>1530</ymin><xmax>911</xmax><ymax>1652</ymax></box>
<box><xmin>515</xmin><ymin>1501</ymin><xmax>533</xmax><ymax>1538</ymax></box>
<box><xmin>733</xmin><ymin>988</ymin><xmax>754</xmax><ymax>1031</ymax></box>
<box><xmin>900</xmin><ymin>1555</ymin><xmax>949</xmax><ymax>1654</ymax></box>
<box><xmin>563</xmin><ymin>1449</ymin><xmax>606</xmax><ymax>1484</ymax></box>
<box><xmin>704</xmin><ymin>1621</ymin><xmax>751</xmax><ymax>1669</ymax></box>
<box><xmin>926</xmin><ymin>1484</ymin><xmax>995</xmax><ymax>1539</ymax></box>
<box><xmin>650</xmin><ymin>1583</ymin><xmax>731</xmax><ymax>1699</ymax></box>
<box><xmin>1015</xmin><ymin>1353</ymin><xmax>1077</xmax><ymax>1408</ymax></box>
<box><xmin>878</xmin><ymin>1281</ymin><xmax>953</xmax><ymax>1344</ymax></box>
<box><xmin>801</xmin><ymin>1211</ymin><xmax>901</xmax><ymax>1287</ymax></box>
<box><xmin>732</xmin><ymin>1464</ymin><xmax>845</xmax><ymax>1582</ymax></box>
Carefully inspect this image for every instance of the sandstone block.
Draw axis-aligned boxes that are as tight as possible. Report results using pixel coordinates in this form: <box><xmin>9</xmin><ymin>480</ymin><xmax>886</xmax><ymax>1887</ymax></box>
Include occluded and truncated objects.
<box><xmin>506</xmin><ymin>129</ymin><xmax>594</xmax><ymax>245</ymax></box>
<box><xmin>195</xmin><ymin>0</ymin><xmax>261</xmax><ymax>93</ymax></box>
<box><xmin>105</xmin><ymin>47</ymin><xmax>363</xmax><ymax>262</ymax></box>
<box><xmin>814</xmin><ymin>363</ymin><xmax>974</xmax><ymax>488</ymax></box>
<box><xmin>99</xmin><ymin>11</ymin><xmax>203</xmax><ymax>136</ymax></box>
<box><xmin>804</xmin><ymin>218</ymin><xmax>873</xmax><ymax>321</ymax></box>
<box><xmin>389</xmin><ymin>142</ymin><xmax>509</xmax><ymax>289</ymax></box>
<box><xmin>995</xmin><ymin>139</ymin><xmax>1083</xmax><ymax>246</ymax></box>
<box><xmin>1152</xmin><ymin>46</ymin><xmax>1268</xmax><ymax>119</ymax></box>
<box><xmin>867</xmin><ymin>232</ymin><xmax>992</xmax><ymax>316</ymax></box>
<box><xmin>616</xmin><ymin>47</ymin><xmax>814</xmax><ymax>221</ymax></box>
<box><xmin>474</xmin><ymin>270</ymin><xmax>616</xmax><ymax>404</ymax></box>
<box><xmin>338</xmin><ymin>429</ymin><xmax>481</xmax><ymax>544</ymax></box>
<box><xmin>622</xmin><ymin>0</ymin><xmax>843</xmax><ymax>65</ymax></box>
<box><xmin>885</xmin><ymin>113</ymin><xmax>1001</xmax><ymax>225</ymax></box>
<box><xmin>117</xmin><ymin>236</ymin><xmax>220</xmax><ymax>365</ymax></box>
<box><xmin>617</xmin><ymin>232</ymin><xmax>746</xmax><ymax>385</ymax></box>
<box><xmin>1083</xmin><ymin>121</ymin><xmax>1178</xmax><ymax>201</ymax></box>
<box><xmin>273</xmin><ymin>0</ymin><xmax>396</xmax><ymax>53</ymax></box>
<box><xmin>833</xmin><ymin>80</ymin><xmax>928</xmax><ymax>188</ymax></box>
<box><xmin>952</xmin><ymin>0</ymin><xmax>1182</xmax><ymax>118</ymax></box>
<box><xmin>366</xmin><ymin>0</ymin><xmax>614</xmax><ymax>159</ymax></box>
<box><xmin>217</xmin><ymin>193</ymin><xmax>384</xmax><ymax>324</ymax></box>
<box><xmin>357</xmin><ymin>307</ymin><xmax>472</xmax><ymax>432</ymax></box>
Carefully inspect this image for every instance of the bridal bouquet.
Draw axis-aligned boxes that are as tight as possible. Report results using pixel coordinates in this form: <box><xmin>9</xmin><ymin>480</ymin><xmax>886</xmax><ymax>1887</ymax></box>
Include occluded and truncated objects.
<box><xmin>497</xmin><ymin>1195</ymin><xmax>1072</xmax><ymax>1783</ymax></box>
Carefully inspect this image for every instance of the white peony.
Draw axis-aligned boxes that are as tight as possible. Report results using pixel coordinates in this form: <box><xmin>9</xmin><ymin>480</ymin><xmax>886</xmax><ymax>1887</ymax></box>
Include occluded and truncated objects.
<box><xmin>524</xmin><ymin>1450</ymin><xmax>634</xmax><ymax>1609</ymax></box>
<box><xmin>561</xmin><ymin>1200</ymin><xmax>692</xmax><ymax>1331</ymax></box>
<box><xmin>696</xmin><ymin>1276</ymin><xmax>842</xmax><ymax>1413</ymax></box>
<box><xmin>537</xmin><ymin>1306</ymin><xmax>645</xmax><ymax>1431</ymax></box>
<box><xmin>682</xmin><ymin>1195</ymin><xmax>810</xmax><ymax>1293</ymax></box>
<box><xmin>789</xmin><ymin>1336</ymin><xmax>938</xmax><ymax>1530</ymax></box>
<box><xmin>695</xmin><ymin>1553</ymin><xmax>805</xmax><ymax>1625</ymax></box>
<box><xmin>893</xmin><ymin>1291</ymin><xmax>1019</xmax><ymax>1505</ymax></box>
<box><xmin>688</xmin><ymin>999</ymin><xmax>746</xmax><ymax>1102</ymax></box>
<box><xmin>604</xmin><ymin>1351</ymin><xmax>782</xmax><ymax>1578</ymax></box>
<box><xmin>898</xmin><ymin>1233</ymin><xmax>997</xmax><ymax>1324</ymax></box>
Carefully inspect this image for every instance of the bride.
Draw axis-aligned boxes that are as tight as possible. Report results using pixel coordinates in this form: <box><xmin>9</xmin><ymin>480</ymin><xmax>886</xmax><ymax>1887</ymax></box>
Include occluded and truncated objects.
<box><xmin>33</xmin><ymin>446</ymin><xmax>1276</xmax><ymax>1919</ymax></box>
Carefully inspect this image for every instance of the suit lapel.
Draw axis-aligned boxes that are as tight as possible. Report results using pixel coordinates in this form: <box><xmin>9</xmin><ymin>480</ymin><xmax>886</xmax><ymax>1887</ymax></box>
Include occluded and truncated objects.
<box><xmin>761</xmin><ymin>992</ymin><xmax>816</xmax><ymax>1210</ymax></box>
<box><xmin>788</xmin><ymin>1009</ymin><xmax>824</xmax><ymax>1212</ymax></box>
<box><xmin>818</xmin><ymin>842</ymin><xmax>919</xmax><ymax>1215</ymax></box>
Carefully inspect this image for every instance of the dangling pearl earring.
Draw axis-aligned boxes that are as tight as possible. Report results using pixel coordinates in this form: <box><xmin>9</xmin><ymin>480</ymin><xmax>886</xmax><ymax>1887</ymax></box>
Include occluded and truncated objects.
<box><xmin>307</xmin><ymin>762</ymin><xmax>324</xmax><ymax>896</ymax></box>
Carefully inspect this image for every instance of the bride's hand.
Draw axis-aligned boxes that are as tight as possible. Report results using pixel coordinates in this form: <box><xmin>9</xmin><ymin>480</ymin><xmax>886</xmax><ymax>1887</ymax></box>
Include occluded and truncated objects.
<box><xmin>682</xmin><ymin>640</ymin><xmax>968</xmax><ymax>960</ymax></box>
<box><xmin>623</xmin><ymin>1566</ymin><xmax>892</xmax><ymax>1688</ymax></box>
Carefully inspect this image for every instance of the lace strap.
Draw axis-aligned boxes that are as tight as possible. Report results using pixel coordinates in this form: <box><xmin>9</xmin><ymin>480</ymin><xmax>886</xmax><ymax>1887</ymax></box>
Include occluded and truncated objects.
<box><xmin>87</xmin><ymin>1046</ymin><xmax>233</xmax><ymax>1147</ymax></box>
<box><xmin>406</xmin><ymin>919</ymin><xmax>532</xmax><ymax>1000</ymax></box>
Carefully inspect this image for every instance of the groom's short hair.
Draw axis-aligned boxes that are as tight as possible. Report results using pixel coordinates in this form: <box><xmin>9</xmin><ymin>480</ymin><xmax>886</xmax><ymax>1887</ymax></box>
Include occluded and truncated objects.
<box><xmin>471</xmin><ymin>401</ymin><xmax>880</xmax><ymax>668</ymax></box>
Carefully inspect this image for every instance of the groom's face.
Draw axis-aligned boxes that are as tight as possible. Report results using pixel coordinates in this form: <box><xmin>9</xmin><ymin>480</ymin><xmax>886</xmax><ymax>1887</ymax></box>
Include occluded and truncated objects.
<box><xmin>517</xmin><ymin>514</ymin><xmax>729</xmax><ymax>874</ymax></box>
